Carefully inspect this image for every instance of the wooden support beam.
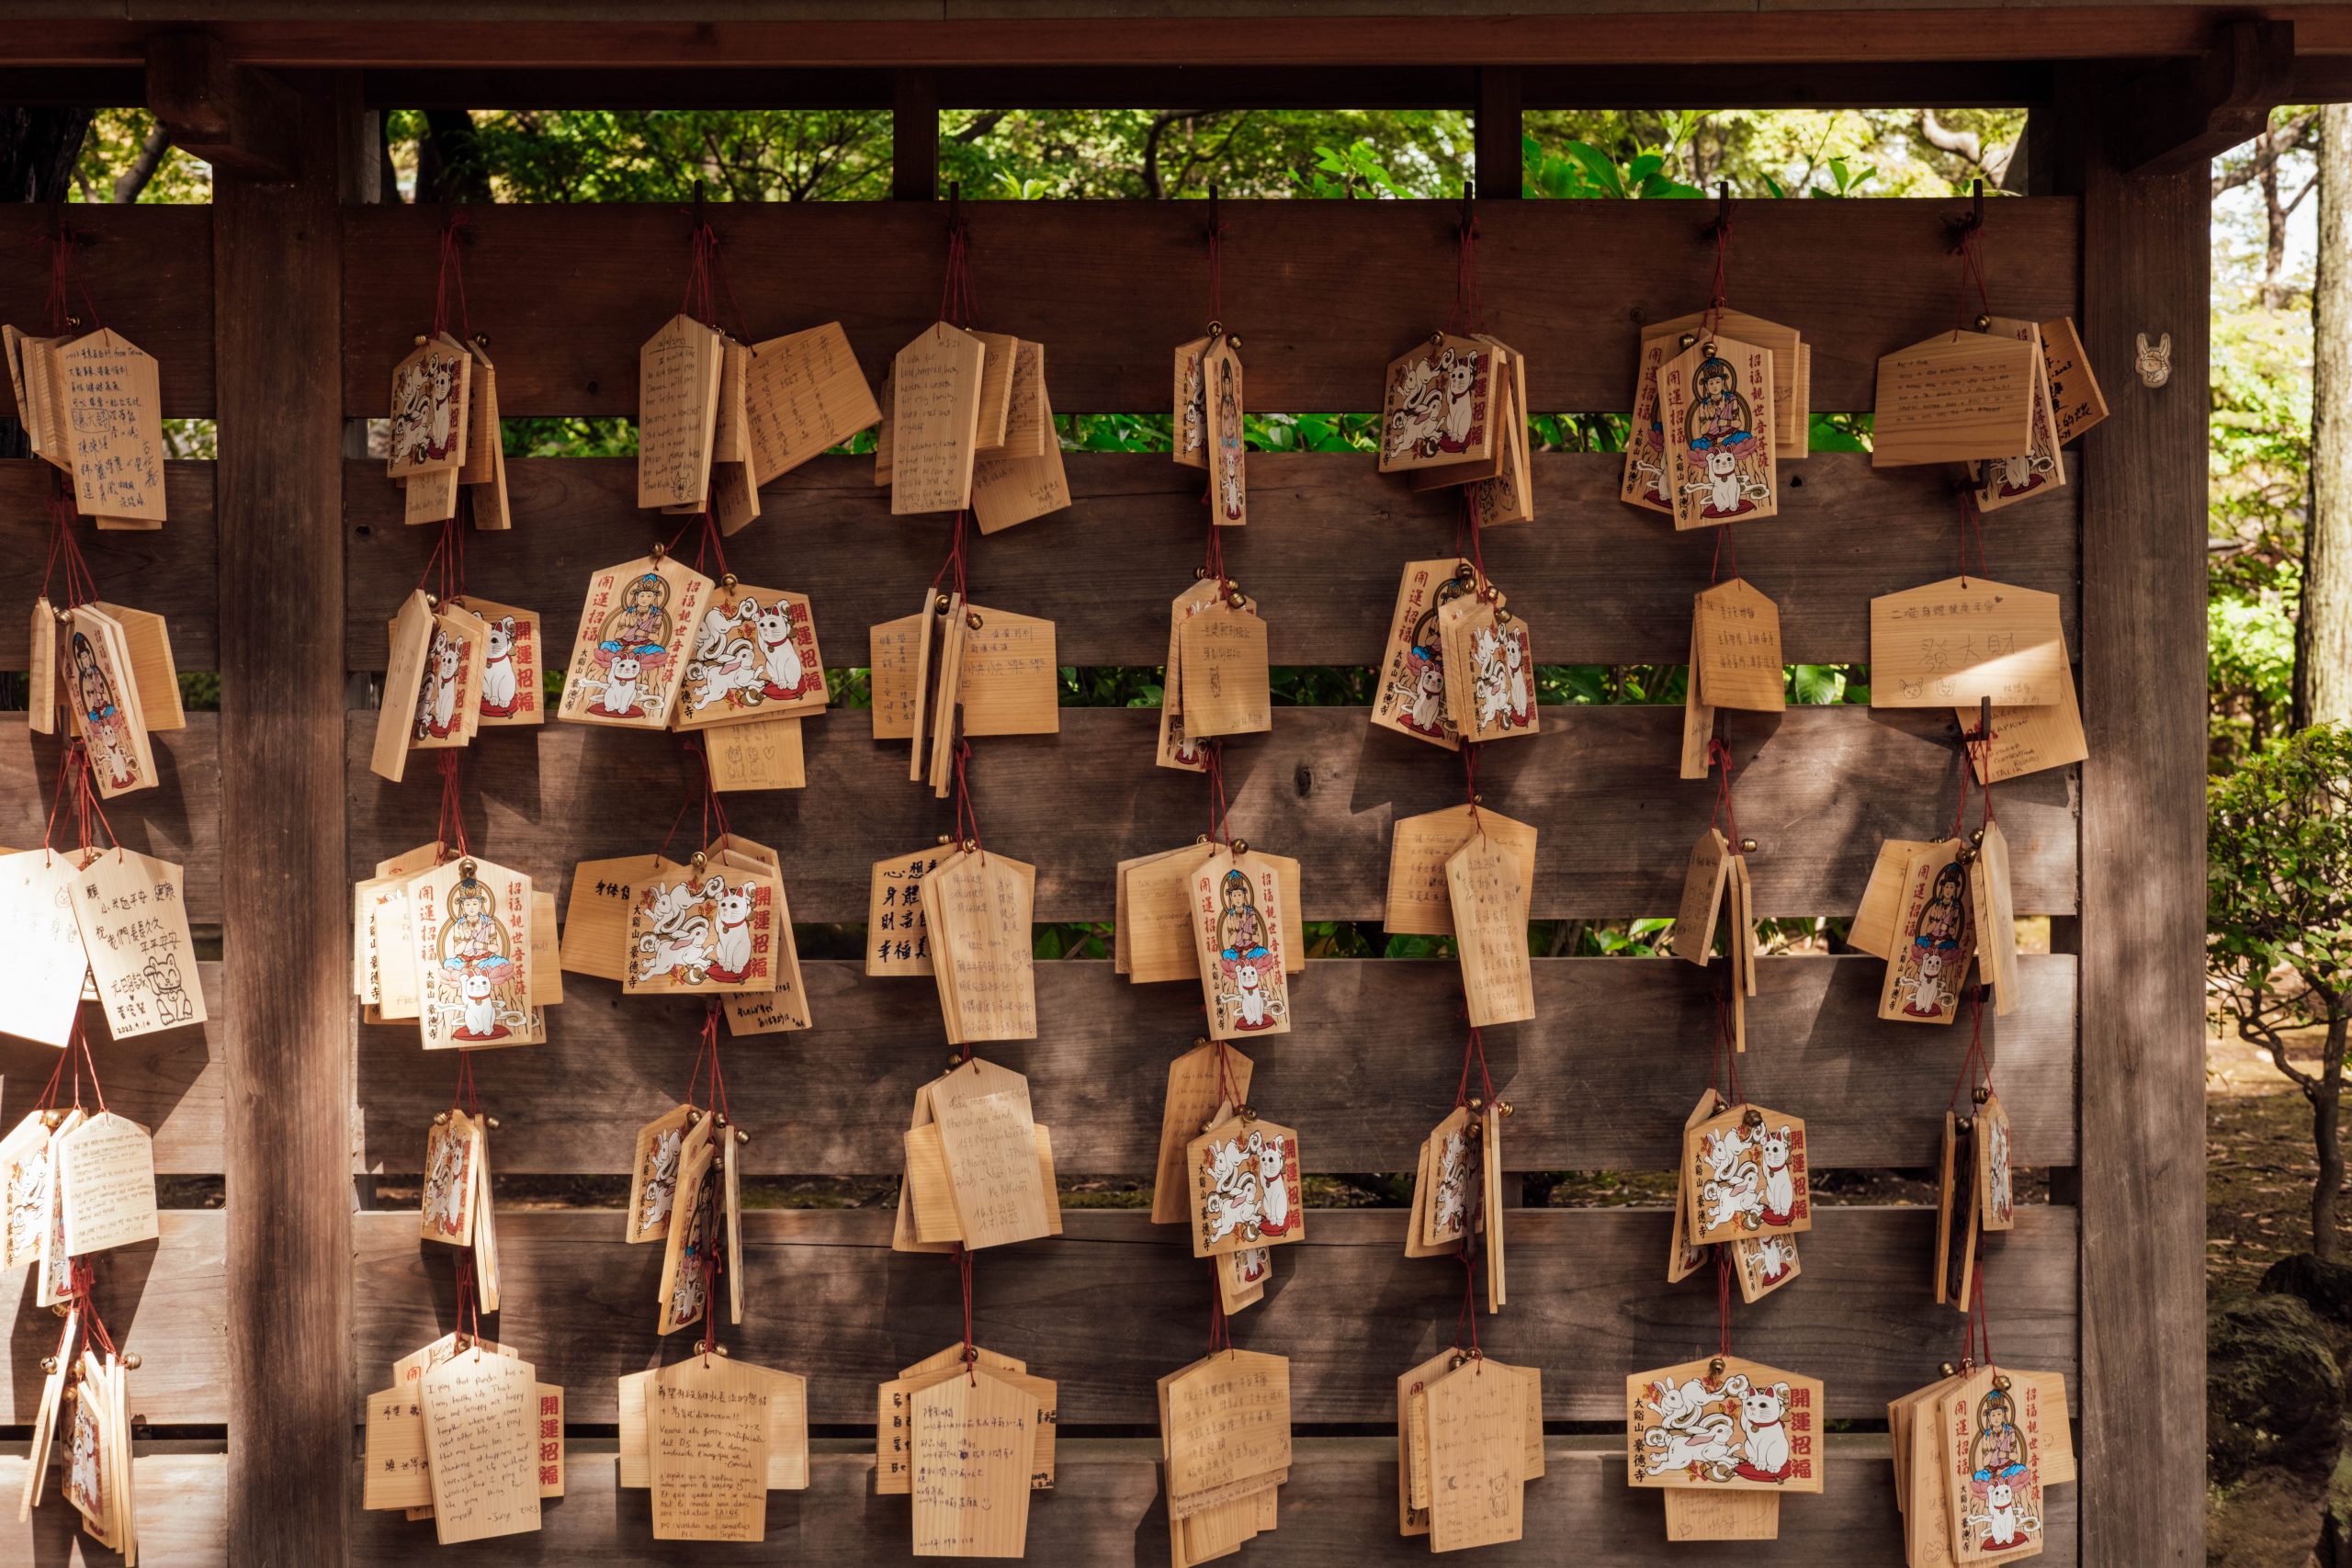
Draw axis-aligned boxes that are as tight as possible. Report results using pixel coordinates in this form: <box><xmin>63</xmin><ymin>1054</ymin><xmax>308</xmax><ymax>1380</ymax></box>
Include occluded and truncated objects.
<box><xmin>2113</xmin><ymin>18</ymin><xmax>2293</xmax><ymax>176</ymax></box>
<box><xmin>892</xmin><ymin>68</ymin><xmax>937</xmax><ymax>201</ymax></box>
<box><xmin>1475</xmin><ymin>64</ymin><xmax>1522</xmax><ymax>198</ymax></box>
<box><xmin>144</xmin><ymin>28</ymin><xmax>300</xmax><ymax>179</ymax></box>
<box><xmin>2069</xmin><ymin>65</ymin><xmax>2210</xmax><ymax>1568</ymax></box>
<box><xmin>213</xmin><ymin>72</ymin><xmax>354</xmax><ymax>1568</ymax></box>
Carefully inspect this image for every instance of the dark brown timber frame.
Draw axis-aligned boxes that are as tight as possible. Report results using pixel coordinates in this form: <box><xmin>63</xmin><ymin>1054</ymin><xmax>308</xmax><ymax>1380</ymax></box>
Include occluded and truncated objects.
<box><xmin>0</xmin><ymin>6</ymin><xmax>2273</xmax><ymax>1563</ymax></box>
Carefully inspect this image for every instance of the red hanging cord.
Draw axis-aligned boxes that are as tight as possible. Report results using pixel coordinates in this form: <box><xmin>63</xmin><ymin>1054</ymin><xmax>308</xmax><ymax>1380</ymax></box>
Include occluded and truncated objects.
<box><xmin>1707</xmin><ymin>217</ymin><xmax>1733</xmax><ymax>333</ymax></box>
<box><xmin>1961</xmin><ymin>1262</ymin><xmax>1997</xmax><ymax>1371</ymax></box>
<box><xmin>958</xmin><ymin>1244</ymin><xmax>980</xmax><ymax>1378</ymax></box>
<box><xmin>1710</xmin><ymin>993</ymin><xmax>1747</xmax><ymax>1108</ymax></box>
<box><xmin>432</xmin><ymin>214</ymin><xmax>472</xmax><ymax>343</ymax></box>
<box><xmin>1453</xmin><ymin>1026</ymin><xmax>1496</xmax><ymax>1109</ymax></box>
<box><xmin>1453</xmin><ymin>1251</ymin><xmax>1484</xmax><ymax>1356</ymax></box>
<box><xmin>42</xmin><ymin>220</ymin><xmax>102</xmax><ymax>335</ymax></box>
<box><xmin>41</xmin><ymin>486</ymin><xmax>102</xmax><ymax>607</ymax></box>
<box><xmin>1715</xmin><ymin>1247</ymin><xmax>1736</xmax><ymax>1359</ymax></box>
<box><xmin>1951</xmin><ymin>225</ymin><xmax>1994</xmax><ymax>341</ymax></box>
<box><xmin>1447</xmin><ymin>201</ymin><xmax>1484</xmax><ymax>338</ymax></box>
<box><xmin>1957</xmin><ymin>488</ymin><xmax>1990</xmax><ymax>584</ymax></box>
<box><xmin>1947</xmin><ymin>987</ymin><xmax>1999</xmax><ymax>1112</ymax></box>
<box><xmin>433</xmin><ymin>751</ymin><xmax>472</xmax><ymax>862</ymax></box>
<box><xmin>1202</xmin><ymin>742</ymin><xmax>1231</xmax><ymax>845</ymax></box>
<box><xmin>939</xmin><ymin>215</ymin><xmax>976</xmax><ymax>331</ymax></box>
<box><xmin>1706</xmin><ymin>737</ymin><xmax>1745</xmax><ymax>850</ymax></box>
<box><xmin>1205</xmin><ymin>1269</ymin><xmax>1231</xmax><ymax>1356</ymax></box>
<box><xmin>1707</xmin><ymin>521</ymin><xmax>1743</xmax><ymax>586</ymax></box>
<box><xmin>1205</xmin><ymin>205</ymin><xmax>1227</xmax><ymax>324</ymax></box>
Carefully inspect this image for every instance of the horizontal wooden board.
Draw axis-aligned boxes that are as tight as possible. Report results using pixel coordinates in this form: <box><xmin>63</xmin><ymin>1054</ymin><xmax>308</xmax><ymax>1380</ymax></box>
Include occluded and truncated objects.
<box><xmin>341</xmin><ymin>199</ymin><xmax>2077</xmax><ymax>416</ymax></box>
<box><xmin>358</xmin><ymin>955</ymin><xmax>2075</xmax><ymax>1176</ymax></box>
<box><xmin>0</xmin><ymin>1213</ymin><xmax>225</xmax><ymax>1425</ymax></box>
<box><xmin>354</xmin><ymin>1205</ymin><xmax>2073</xmax><ymax>1424</ymax></box>
<box><xmin>22</xmin><ymin>4</ymin><xmax>2340</xmax><ymax>68</ymax></box>
<box><xmin>0</xmin><ymin>716</ymin><xmax>222</xmax><ymax>922</ymax></box>
<box><xmin>0</xmin><ymin>207</ymin><xmax>216</xmax><ymax>419</ymax></box>
<box><xmin>0</xmin><ymin>961</ymin><xmax>224</xmax><ymax>1174</ymax></box>
<box><xmin>0</xmin><ymin>461</ymin><xmax>220</xmax><ymax>669</ymax></box>
<box><xmin>343</xmin><ymin>704</ymin><xmax>2078</xmax><ymax>922</ymax></box>
<box><xmin>0</xmin><ymin>1450</ymin><xmax>227</xmax><ymax>1567</ymax></box>
<box><xmin>343</xmin><ymin>450</ymin><xmax>2081</xmax><ymax>669</ymax></box>
<box><xmin>351</xmin><ymin>1437</ymin><xmax>2075</xmax><ymax>1566</ymax></box>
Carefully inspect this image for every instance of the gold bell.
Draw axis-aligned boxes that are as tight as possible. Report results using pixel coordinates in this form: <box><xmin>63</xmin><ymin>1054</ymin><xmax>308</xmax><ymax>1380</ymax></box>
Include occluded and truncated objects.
<box><xmin>40</xmin><ymin>1356</ymin><xmax>57</xmax><ymax>1374</ymax></box>
<box><xmin>121</xmin><ymin>1353</ymin><xmax>141</xmax><ymax>1371</ymax></box>
<box><xmin>735</xmin><ymin>1128</ymin><xmax>749</xmax><ymax>1145</ymax></box>
<box><xmin>1740</xmin><ymin>837</ymin><xmax>1758</xmax><ymax>854</ymax></box>
<box><xmin>1497</xmin><ymin>1100</ymin><xmax>1514</xmax><ymax>1119</ymax></box>
<box><xmin>937</xmin><ymin>834</ymin><xmax>953</xmax><ymax>846</ymax></box>
<box><xmin>967</xmin><ymin>611</ymin><xmax>984</xmax><ymax>630</ymax></box>
<box><xmin>720</xmin><ymin>572</ymin><xmax>739</xmax><ymax>590</ymax></box>
<box><xmin>413</xmin><ymin>333</ymin><xmax>428</xmax><ymax>346</ymax></box>
<box><xmin>1974</xmin><ymin>313</ymin><xmax>1993</xmax><ymax>333</ymax></box>
<box><xmin>433</xmin><ymin>1111</ymin><xmax>449</xmax><ymax>1126</ymax></box>
<box><xmin>1743</xmin><ymin>1108</ymin><xmax>1764</xmax><ymax>1130</ymax></box>
<box><xmin>1230</xmin><ymin>839</ymin><xmax>1249</xmax><ymax>856</ymax></box>
<box><xmin>485</xmin><ymin>1116</ymin><xmax>501</xmax><ymax>1131</ymax></box>
<box><xmin>458</xmin><ymin>857</ymin><xmax>477</xmax><ymax>879</ymax></box>
<box><xmin>1468</xmin><ymin>1096</ymin><xmax>1484</xmax><ymax>1112</ymax></box>
<box><xmin>1939</xmin><ymin>1360</ymin><xmax>1959</xmax><ymax>1378</ymax></box>
<box><xmin>1708</xmin><ymin>1355</ymin><xmax>1726</xmax><ymax>1378</ymax></box>
<box><xmin>650</xmin><ymin>541</ymin><xmax>666</xmax><ymax>560</ymax></box>
<box><xmin>1972</xmin><ymin>1086</ymin><xmax>1990</xmax><ymax>1106</ymax></box>
<box><xmin>935</xmin><ymin>593</ymin><xmax>953</xmax><ymax>615</ymax></box>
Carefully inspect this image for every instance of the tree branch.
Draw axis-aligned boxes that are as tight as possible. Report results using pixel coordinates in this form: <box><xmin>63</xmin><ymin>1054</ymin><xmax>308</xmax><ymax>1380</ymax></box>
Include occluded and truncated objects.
<box><xmin>953</xmin><ymin>109</ymin><xmax>1011</xmax><ymax>146</ymax></box>
<box><xmin>109</xmin><ymin>120</ymin><xmax>170</xmax><ymax>203</ymax></box>
<box><xmin>1917</xmin><ymin>109</ymin><xmax>2012</xmax><ymax>186</ymax></box>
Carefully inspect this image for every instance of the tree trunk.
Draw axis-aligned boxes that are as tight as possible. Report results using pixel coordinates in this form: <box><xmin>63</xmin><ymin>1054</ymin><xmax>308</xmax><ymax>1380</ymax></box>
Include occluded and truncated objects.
<box><xmin>2302</xmin><ymin>106</ymin><xmax>2352</xmax><ymax>731</ymax></box>
<box><xmin>2315</xmin><ymin>1012</ymin><xmax>2349</xmax><ymax>1263</ymax></box>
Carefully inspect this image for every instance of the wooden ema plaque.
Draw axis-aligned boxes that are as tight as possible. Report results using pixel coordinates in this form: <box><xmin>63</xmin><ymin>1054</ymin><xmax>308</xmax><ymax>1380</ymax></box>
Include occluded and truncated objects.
<box><xmin>676</xmin><ymin>580</ymin><xmax>828</xmax><ymax>729</ymax></box>
<box><xmin>1386</xmin><ymin>803</ymin><xmax>1536</xmax><ymax>937</ymax></box>
<box><xmin>649</xmin><ymin>1354</ymin><xmax>774</xmax><ymax>1542</ymax></box>
<box><xmin>1378</xmin><ymin>333</ymin><xmax>1498</xmax><ymax>474</ymax></box>
<box><xmin>910</xmin><ymin>1364</ymin><xmax>1041</xmax><ymax>1557</ymax></box>
<box><xmin>1657</xmin><ymin>333</ymin><xmax>1778</xmax><ymax>529</ymax></box>
<box><xmin>1871</xmin><ymin>576</ymin><xmax>2066</xmax><ymax>710</ymax></box>
<box><xmin>1185</xmin><ymin>1111</ymin><xmax>1304</xmax><ymax>1258</ymax></box>
<box><xmin>1190</xmin><ymin>848</ymin><xmax>1291</xmax><ymax>1040</ymax></box>
<box><xmin>555</xmin><ymin>553</ymin><xmax>717</xmax><ymax>730</ymax></box>
<box><xmin>1628</xmin><ymin>1355</ymin><xmax>1825</xmax><ymax>1496</ymax></box>
<box><xmin>1683</xmin><ymin>1103</ymin><xmax>1811</xmax><ymax>1246</ymax></box>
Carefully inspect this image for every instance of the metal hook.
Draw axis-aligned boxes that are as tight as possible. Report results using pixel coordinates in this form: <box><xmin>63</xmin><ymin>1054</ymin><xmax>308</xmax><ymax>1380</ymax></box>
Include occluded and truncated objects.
<box><xmin>1954</xmin><ymin>177</ymin><xmax>1984</xmax><ymax>240</ymax></box>
<box><xmin>1708</xmin><ymin>180</ymin><xmax>1734</xmax><ymax>240</ymax></box>
<box><xmin>693</xmin><ymin>178</ymin><xmax>707</xmax><ymax>235</ymax></box>
<box><xmin>947</xmin><ymin>179</ymin><xmax>962</xmax><ymax>234</ymax></box>
<box><xmin>1459</xmin><ymin>178</ymin><xmax>1476</xmax><ymax>236</ymax></box>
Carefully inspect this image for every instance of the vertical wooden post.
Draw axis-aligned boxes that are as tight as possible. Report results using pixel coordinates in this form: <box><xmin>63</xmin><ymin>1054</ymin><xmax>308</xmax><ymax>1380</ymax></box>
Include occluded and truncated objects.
<box><xmin>1474</xmin><ymin>66</ymin><xmax>1523</xmax><ymax>198</ymax></box>
<box><xmin>2072</xmin><ymin>76</ymin><xmax>2209</xmax><ymax>1568</ymax></box>
<box><xmin>894</xmin><ymin>70</ymin><xmax>939</xmax><ymax>202</ymax></box>
<box><xmin>214</xmin><ymin>70</ymin><xmax>356</xmax><ymax>1568</ymax></box>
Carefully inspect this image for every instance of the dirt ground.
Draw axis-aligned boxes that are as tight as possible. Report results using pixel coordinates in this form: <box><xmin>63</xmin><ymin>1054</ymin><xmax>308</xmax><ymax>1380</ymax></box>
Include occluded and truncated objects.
<box><xmin>2209</xmin><ymin>1026</ymin><xmax>2346</xmax><ymax>1568</ymax></box>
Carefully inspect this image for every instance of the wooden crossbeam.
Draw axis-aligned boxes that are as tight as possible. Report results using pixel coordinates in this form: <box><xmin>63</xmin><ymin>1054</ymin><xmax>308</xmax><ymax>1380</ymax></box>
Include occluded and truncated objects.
<box><xmin>2113</xmin><ymin>18</ymin><xmax>2296</xmax><ymax>176</ymax></box>
<box><xmin>143</xmin><ymin>28</ymin><xmax>300</xmax><ymax>180</ymax></box>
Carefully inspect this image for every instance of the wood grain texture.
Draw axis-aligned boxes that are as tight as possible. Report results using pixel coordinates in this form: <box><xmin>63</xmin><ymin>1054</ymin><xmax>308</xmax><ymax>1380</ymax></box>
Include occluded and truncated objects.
<box><xmin>212</xmin><ymin>81</ymin><xmax>353</xmax><ymax>1568</ymax></box>
<box><xmin>342</xmin><ymin>704</ymin><xmax>2079</xmax><ymax>922</ymax></box>
<box><xmin>0</xmin><ymin>205</ymin><xmax>215</xmax><ymax>418</ymax></box>
<box><xmin>342</xmin><ymin>450</ymin><xmax>2081</xmax><ymax>669</ymax></box>
<box><xmin>2075</xmin><ymin>124</ymin><xmax>2208</xmax><ymax>1568</ymax></box>
<box><xmin>357</xmin><ymin>955</ymin><xmax>2076</xmax><ymax>1177</ymax></box>
<box><xmin>0</xmin><ymin>960</ymin><xmax>224</xmax><ymax>1174</ymax></box>
<box><xmin>0</xmin><ymin>716</ymin><xmax>222</xmax><ymax>920</ymax></box>
<box><xmin>0</xmin><ymin>1450</ymin><xmax>227</xmax><ymax>1567</ymax></box>
<box><xmin>0</xmin><ymin>460</ymin><xmax>219</xmax><ymax>668</ymax></box>
<box><xmin>346</xmin><ymin>1436</ymin><xmax>2075</xmax><ymax>1566</ymax></box>
<box><xmin>352</xmin><ymin>1205</ymin><xmax>2076</xmax><ymax>1425</ymax></box>
<box><xmin>0</xmin><ymin>1213</ymin><xmax>224</xmax><ymax>1424</ymax></box>
<box><xmin>20</xmin><ymin>6</ymin><xmax>2349</xmax><ymax>69</ymax></box>
<box><xmin>339</xmin><ymin>199</ymin><xmax>2077</xmax><ymax>416</ymax></box>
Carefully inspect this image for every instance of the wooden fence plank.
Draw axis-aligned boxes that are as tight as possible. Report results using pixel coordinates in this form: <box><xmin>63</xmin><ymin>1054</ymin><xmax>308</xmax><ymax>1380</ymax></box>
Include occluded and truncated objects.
<box><xmin>0</xmin><ymin>960</ymin><xmax>224</xmax><ymax>1174</ymax></box>
<box><xmin>0</xmin><ymin>205</ymin><xmax>216</xmax><ymax>419</ymax></box>
<box><xmin>0</xmin><ymin>716</ymin><xmax>222</xmax><ymax>921</ymax></box>
<box><xmin>0</xmin><ymin>1450</ymin><xmax>227</xmax><ymax>1567</ymax></box>
<box><xmin>340</xmin><ymin>198</ymin><xmax>2077</xmax><ymax>416</ymax></box>
<box><xmin>349</xmin><ymin>1437</ymin><xmax>2075</xmax><ymax>1567</ymax></box>
<box><xmin>342</xmin><ymin>451</ymin><xmax>2081</xmax><ymax>670</ymax></box>
<box><xmin>351</xmin><ymin>1206</ymin><xmax>2076</xmax><ymax>1425</ymax></box>
<box><xmin>358</xmin><ymin>955</ymin><xmax>2075</xmax><ymax>1177</ymax></box>
<box><xmin>343</xmin><ymin>705</ymin><xmax>2079</xmax><ymax>922</ymax></box>
<box><xmin>0</xmin><ymin>461</ymin><xmax>220</xmax><ymax>669</ymax></box>
<box><xmin>2075</xmin><ymin>119</ymin><xmax>2209</xmax><ymax>1568</ymax></box>
<box><xmin>0</xmin><ymin>1213</ymin><xmax>225</xmax><ymax>1425</ymax></box>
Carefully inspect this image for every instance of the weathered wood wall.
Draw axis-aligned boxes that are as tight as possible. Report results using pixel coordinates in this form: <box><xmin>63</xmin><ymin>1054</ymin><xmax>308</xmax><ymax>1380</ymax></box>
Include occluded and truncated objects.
<box><xmin>0</xmin><ymin>141</ymin><xmax>2154</xmax><ymax>1566</ymax></box>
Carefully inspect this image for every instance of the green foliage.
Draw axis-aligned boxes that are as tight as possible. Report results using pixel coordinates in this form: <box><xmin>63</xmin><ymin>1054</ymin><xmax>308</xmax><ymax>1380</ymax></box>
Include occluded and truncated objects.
<box><xmin>389</xmin><ymin>108</ymin><xmax>894</xmax><ymax>203</ymax></box>
<box><xmin>2210</xmin><ymin>726</ymin><xmax>2352</xmax><ymax>1045</ymax></box>
<box><xmin>2211</xmin><ymin>568</ymin><xmax>2301</xmax><ymax>768</ymax></box>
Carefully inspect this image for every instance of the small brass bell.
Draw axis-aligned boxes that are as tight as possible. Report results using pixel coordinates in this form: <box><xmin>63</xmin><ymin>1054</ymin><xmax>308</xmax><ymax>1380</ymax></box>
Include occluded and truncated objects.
<box><xmin>967</xmin><ymin>611</ymin><xmax>984</xmax><ymax>630</ymax></box>
<box><xmin>485</xmin><ymin>1116</ymin><xmax>501</xmax><ymax>1131</ymax></box>
<box><xmin>1230</xmin><ymin>839</ymin><xmax>1249</xmax><ymax>857</ymax></box>
<box><xmin>1740</xmin><ymin>837</ymin><xmax>1758</xmax><ymax>854</ymax></box>
<box><xmin>1972</xmin><ymin>1086</ymin><xmax>1990</xmax><ymax>1107</ymax></box>
<box><xmin>122</xmin><ymin>1353</ymin><xmax>141</xmax><ymax>1371</ymax></box>
<box><xmin>1974</xmin><ymin>313</ymin><xmax>1993</xmax><ymax>333</ymax></box>
<box><xmin>935</xmin><ymin>593</ymin><xmax>953</xmax><ymax>615</ymax></box>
